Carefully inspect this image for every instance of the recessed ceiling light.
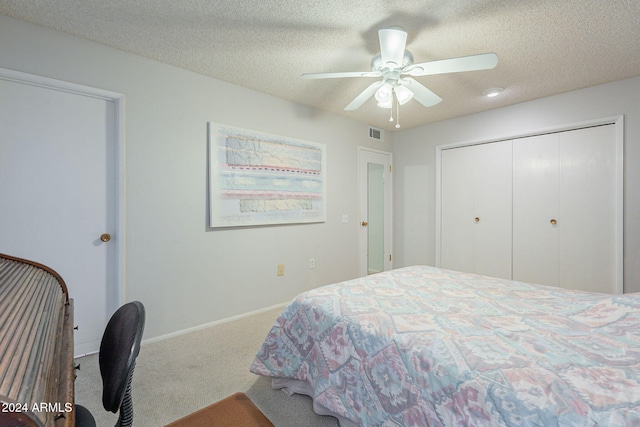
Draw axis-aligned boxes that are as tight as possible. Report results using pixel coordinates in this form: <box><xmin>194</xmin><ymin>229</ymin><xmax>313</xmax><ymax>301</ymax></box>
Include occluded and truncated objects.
<box><xmin>483</xmin><ymin>87</ymin><xmax>504</xmax><ymax>97</ymax></box>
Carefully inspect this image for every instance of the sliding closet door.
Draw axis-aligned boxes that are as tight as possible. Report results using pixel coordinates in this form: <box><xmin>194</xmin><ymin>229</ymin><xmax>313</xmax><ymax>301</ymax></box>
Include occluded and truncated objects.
<box><xmin>441</xmin><ymin>141</ymin><xmax>512</xmax><ymax>279</ymax></box>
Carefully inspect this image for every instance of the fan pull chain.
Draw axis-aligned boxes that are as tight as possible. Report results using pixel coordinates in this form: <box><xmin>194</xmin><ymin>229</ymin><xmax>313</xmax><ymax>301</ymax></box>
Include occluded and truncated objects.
<box><xmin>395</xmin><ymin>96</ymin><xmax>401</xmax><ymax>128</ymax></box>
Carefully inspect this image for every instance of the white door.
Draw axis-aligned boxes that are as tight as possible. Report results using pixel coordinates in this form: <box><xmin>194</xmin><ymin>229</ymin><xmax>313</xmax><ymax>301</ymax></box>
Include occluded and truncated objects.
<box><xmin>513</xmin><ymin>124</ymin><xmax>617</xmax><ymax>293</ymax></box>
<box><xmin>440</xmin><ymin>144</ymin><xmax>475</xmax><ymax>273</ymax></box>
<box><xmin>440</xmin><ymin>141</ymin><xmax>512</xmax><ymax>279</ymax></box>
<box><xmin>473</xmin><ymin>141</ymin><xmax>512</xmax><ymax>279</ymax></box>
<box><xmin>358</xmin><ymin>148</ymin><xmax>392</xmax><ymax>276</ymax></box>
<box><xmin>559</xmin><ymin>125</ymin><xmax>617</xmax><ymax>292</ymax></box>
<box><xmin>0</xmin><ymin>70</ymin><xmax>121</xmax><ymax>355</ymax></box>
<box><xmin>513</xmin><ymin>133</ymin><xmax>560</xmax><ymax>286</ymax></box>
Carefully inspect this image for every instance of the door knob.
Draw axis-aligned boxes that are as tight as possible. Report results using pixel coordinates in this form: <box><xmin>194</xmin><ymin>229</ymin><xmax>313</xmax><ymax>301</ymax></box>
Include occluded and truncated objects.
<box><xmin>361</xmin><ymin>221</ymin><xmax>368</xmax><ymax>227</ymax></box>
<box><xmin>550</xmin><ymin>219</ymin><xmax>557</xmax><ymax>225</ymax></box>
<box><xmin>100</xmin><ymin>233</ymin><xmax>111</xmax><ymax>242</ymax></box>
<box><xmin>474</xmin><ymin>217</ymin><xmax>480</xmax><ymax>223</ymax></box>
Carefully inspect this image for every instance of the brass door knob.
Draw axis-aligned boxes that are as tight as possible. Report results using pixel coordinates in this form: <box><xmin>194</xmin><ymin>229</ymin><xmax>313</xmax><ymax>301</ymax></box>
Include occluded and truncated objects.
<box><xmin>100</xmin><ymin>233</ymin><xmax>111</xmax><ymax>242</ymax></box>
<box><xmin>550</xmin><ymin>219</ymin><xmax>557</xmax><ymax>225</ymax></box>
<box><xmin>361</xmin><ymin>221</ymin><xmax>368</xmax><ymax>227</ymax></box>
<box><xmin>474</xmin><ymin>217</ymin><xmax>480</xmax><ymax>223</ymax></box>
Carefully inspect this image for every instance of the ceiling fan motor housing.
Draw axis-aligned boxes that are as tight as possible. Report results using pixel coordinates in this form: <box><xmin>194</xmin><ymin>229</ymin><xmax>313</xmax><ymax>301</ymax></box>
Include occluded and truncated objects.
<box><xmin>371</xmin><ymin>50</ymin><xmax>415</xmax><ymax>73</ymax></box>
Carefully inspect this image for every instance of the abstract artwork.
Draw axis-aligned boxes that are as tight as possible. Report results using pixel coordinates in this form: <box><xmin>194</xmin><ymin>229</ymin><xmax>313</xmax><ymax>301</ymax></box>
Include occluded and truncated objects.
<box><xmin>208</xmin><ymin>123</ymin><xmax>326</xmax><ymax>228</ymax></box>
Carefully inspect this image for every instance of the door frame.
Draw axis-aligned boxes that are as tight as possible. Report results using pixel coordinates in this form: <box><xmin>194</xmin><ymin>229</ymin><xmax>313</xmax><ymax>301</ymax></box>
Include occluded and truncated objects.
<box><xmin>435</xmin><ymin>115</ymin><xmax>624</xmax><ymax>293</ymax></box>
<box><xmin>0</xmin><ymin>67</ymin><xmax>126</xmax><ymax>309</ymax></box>
<box><xmin>358</xmin><ymin>147</ymin><xmax>393</xmax><ymax>277</ymax></box>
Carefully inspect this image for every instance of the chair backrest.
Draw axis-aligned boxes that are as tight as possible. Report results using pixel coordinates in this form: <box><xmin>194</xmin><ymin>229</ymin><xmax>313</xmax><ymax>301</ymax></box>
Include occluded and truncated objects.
<box><xmin>99</xmin><ymin>301</ymin><xmax>146</xmax><ymax>415</ymax></box>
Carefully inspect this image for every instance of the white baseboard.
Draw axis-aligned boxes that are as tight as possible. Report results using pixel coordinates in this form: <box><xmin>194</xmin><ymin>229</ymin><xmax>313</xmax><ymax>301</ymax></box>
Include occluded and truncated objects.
<box><xmin>141</xmin><ymin>302</ymin><xmax>288</xmax><ymax>347</ymax></box>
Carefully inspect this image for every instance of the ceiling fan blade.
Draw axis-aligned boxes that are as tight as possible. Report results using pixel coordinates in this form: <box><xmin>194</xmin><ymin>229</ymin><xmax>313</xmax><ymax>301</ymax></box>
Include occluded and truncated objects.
<box><xmin>400</xmin><ymin>78</ymin><xmax>442</xmax><ymax>107</ymax></box>
<box><xmin>378</xmin><ymin>27</ymin><xmax>407</xmax><ymax>67</ymax></box>
<box><xmin>344</xmin><ymin>81</ymin><xmax>384</xmax><ymax>111</ymax></box>
<box><xmin>302</xmin><ymin>71</ymin><xmax>380</xmax><ymax>79</ymax></box>
<box><xmin>406</xmin><ymin>52</ymin><xmax>498</xmax><ymax>76</ymax></box>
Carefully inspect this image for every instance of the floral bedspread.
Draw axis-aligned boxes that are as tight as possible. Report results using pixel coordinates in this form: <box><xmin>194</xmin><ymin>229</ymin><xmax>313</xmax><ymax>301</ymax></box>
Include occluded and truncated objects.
<box><xmin>250</xmin><ymin>266</ymin><xmax>640</xmax><ymax>426</ymax></box>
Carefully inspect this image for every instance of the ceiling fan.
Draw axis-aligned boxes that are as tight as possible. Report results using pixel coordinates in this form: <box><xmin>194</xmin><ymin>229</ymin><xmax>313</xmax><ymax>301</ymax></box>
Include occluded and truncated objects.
<box><xmin>302</xmin><ymin>26</ymin><xmax>498</xmax><ymax>112</ymax></box>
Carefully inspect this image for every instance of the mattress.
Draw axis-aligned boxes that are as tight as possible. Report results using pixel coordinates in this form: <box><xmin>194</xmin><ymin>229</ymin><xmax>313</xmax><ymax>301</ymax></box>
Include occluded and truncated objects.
<box><xmin>250</xmin><ymin>266</ymin><xmax>640</xmax><ymax>426</ymax></box>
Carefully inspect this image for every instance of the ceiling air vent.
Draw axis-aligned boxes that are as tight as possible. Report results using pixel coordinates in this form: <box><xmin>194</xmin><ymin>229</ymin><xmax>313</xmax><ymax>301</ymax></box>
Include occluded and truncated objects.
<box><xmin>369</xmin><ymin>127</ymin><xmax>383</xmax><ymax>141</ymax></box>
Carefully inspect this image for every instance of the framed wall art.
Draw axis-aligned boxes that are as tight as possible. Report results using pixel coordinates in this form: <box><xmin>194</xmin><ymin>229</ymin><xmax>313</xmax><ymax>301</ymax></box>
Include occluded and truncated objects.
<box><xmin>208</xmin><ymin>123</ymin><xmax>326</xmax><ymax>228</ymax></box>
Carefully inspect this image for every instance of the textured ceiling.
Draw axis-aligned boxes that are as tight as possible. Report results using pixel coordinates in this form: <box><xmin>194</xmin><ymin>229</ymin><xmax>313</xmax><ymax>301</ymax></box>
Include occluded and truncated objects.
<box><xmin>2</xmin><ymin>0</ymin><xmax>640</xmax><ymax>131</ymax></box>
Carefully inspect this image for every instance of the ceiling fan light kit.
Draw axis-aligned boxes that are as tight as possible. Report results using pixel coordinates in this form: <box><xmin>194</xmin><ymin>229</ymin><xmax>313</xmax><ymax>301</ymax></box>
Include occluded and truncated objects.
<box><xmin>394</xmin><ymin>84</ymin><xmax>414</xmax><ymax>105</ymax></box>
<box><xmin>375</xmin><ymin>82</ymin><xmax>394</xmax><ymax>108</ymax></box>
<box><xmin>302</xmin><ymin>26</ymin><xmax>499</xmax><ymax>121</ymax></box>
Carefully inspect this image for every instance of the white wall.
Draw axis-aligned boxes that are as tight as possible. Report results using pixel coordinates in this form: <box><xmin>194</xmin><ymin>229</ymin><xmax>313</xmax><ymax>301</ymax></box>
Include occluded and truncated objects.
<box><xmin>393</xmin><ymin>76</ymin><xmax>640</xmax><ymax>292</ymax></box>
<box><xmin>0</xmin><ymin>14</ymin><xmax>393</xmax><ymax>340</ymax></box>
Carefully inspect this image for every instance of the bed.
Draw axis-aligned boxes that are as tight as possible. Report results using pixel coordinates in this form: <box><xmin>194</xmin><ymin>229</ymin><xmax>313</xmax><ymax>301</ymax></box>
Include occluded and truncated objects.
<box><xmin>250</xmin><ymin>266</ymin><xmax>640</xmax><ymax>426</ymax></box>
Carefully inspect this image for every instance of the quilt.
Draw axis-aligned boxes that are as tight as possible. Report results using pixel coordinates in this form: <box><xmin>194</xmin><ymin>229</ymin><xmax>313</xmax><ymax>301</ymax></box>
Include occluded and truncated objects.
<box><xmin>250</xmin><ymin>266</ymin><xmax>640</xmax><ymax>426</ymax></box>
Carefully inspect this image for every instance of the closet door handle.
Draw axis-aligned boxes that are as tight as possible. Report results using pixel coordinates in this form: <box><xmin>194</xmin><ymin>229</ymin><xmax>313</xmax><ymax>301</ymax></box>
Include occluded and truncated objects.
<box><xmin>550</xmin><ymin>219</ymin><xmax>557</xmax><ymax>225</ymax></box>
<box><xmin>474</xmin><ymin>217</ymin><xmax>480</xmax><ymax>223</ymax></box>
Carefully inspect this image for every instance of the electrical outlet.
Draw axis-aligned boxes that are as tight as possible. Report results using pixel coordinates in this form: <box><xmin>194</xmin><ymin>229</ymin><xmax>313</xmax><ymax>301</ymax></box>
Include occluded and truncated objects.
<box><xmin>309</xmin><ymin>258</ymin><xmax>315</xmax><ymax>269</ymax></box>
<box><xmin>277</xmin><ymin>264</ymin><xmax>285</xmax><ymax>276</ymax></box>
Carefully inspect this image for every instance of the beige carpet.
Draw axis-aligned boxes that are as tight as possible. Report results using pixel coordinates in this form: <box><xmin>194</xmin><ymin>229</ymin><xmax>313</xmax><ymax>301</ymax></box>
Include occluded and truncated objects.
<box><xmin>74</xmin><ymin>307</ymin><xmax>339</xmax><ymax>427</ymax></box>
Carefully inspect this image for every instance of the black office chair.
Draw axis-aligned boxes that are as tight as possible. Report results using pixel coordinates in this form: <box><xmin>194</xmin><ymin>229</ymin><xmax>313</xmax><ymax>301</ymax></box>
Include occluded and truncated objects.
<box><xmin>76</xmin><ymin>301</ymin><xmax>146</xmax><ymax>427</ymax></box>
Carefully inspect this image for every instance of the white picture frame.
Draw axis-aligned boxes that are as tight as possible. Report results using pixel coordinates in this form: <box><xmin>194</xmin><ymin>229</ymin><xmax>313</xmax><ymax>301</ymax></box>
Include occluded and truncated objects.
<box><xmin>208</xmin><ymin>123</ymin><xmax>326</xmax><ymax>228</ymax></box>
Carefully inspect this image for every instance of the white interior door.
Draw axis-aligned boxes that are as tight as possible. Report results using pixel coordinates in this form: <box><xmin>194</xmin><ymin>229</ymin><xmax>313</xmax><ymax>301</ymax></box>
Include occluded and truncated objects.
<box><xmin>513</xmin><ymin>133</ymin><xmax>560</xmax><ymax>286</ymax></box>
<box><xmin>473</xmin><ymin>141</ymin><xmax>512</xmax><ymax>279</ymax></box>
<box><xmin>0</xmin><ymin>70</ymin><xmax>121</xmax><ymax>356</ymax></box>
<box><xmin>440</xmin><ymin>141</ymin><xmax>512</xmax><ymax>279</ymax></box>
<box><xmin>558</xmin><ymin>125</ymin><xmax>617</xmax><ymax>292</ymax></box>
<box><xmin>513</xmin><ymin>125</ymin><xmax>617</xmax><ymax>293</ymax></box>
<box><xmin>440</xmin><ymin>145</ymin><xmax>475</xmax><ymax>273</ymax></box>
<box><xmin>358</xmin><ymin>148</ymin><xmax>392</xmax><ymax>276</ymax></box>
